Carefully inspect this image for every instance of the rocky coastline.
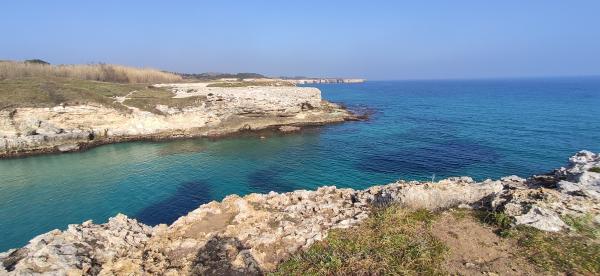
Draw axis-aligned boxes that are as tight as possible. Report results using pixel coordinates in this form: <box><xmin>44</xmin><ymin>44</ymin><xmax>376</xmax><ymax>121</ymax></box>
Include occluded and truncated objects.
<box><xmin>0</xmin><ymin>84</ymin><xmax>359</xmax><ymax>159</ymax></box>
<box><xmin>1</xmin><ymin>151</ymin><xmax>598</xmax><ymax>275</ymax></box>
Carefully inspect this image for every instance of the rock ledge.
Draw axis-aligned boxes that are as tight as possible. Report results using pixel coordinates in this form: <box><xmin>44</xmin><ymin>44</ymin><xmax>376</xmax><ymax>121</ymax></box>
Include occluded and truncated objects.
<box><xmin>1</xmin><ymin>151</ymin><xmax>599</xmax><ymax>275</ymax></box>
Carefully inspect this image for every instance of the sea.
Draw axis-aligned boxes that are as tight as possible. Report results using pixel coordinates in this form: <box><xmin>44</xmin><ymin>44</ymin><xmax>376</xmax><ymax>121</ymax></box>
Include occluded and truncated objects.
<box><xmin>1</xmin><ymin>77</ymin><xmax>599</xmax><ymax>251</ymax></box>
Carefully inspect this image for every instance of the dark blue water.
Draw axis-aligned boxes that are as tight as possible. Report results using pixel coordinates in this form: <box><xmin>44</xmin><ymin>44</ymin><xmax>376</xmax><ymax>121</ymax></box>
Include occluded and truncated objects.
<box><xmin>1</xmin><ymin>78</ymin><xmax>599</xmax><ymax>251</ymax></box>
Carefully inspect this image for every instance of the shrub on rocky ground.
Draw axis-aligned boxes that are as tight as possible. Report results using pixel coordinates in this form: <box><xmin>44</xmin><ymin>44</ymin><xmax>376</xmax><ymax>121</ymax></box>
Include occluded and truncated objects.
<box><xmin>476</xmin><ymin>210</ymin><xmax>600</xmax><ymax>274</ymax></box>
<box><xmin>271</xmin><ymin>207</ymin><xmax>448</xmax><ymax>275</ymax></box>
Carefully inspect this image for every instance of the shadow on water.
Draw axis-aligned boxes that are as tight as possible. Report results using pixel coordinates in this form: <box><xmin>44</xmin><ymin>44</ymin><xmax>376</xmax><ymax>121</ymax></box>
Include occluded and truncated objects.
<box><xmin>247</xmin><ymin>168</ymin><xmax>298</xmax><ymax>194</ymax></box>
<box><xmin>135</xmin><ymin>180</ymin><xmax>212</xmax><ymax>225</ymax></box>
<box><xmin>357</xmin><ymin>139</ymin><xmax>500</xmax><ymax>176</ymax></box>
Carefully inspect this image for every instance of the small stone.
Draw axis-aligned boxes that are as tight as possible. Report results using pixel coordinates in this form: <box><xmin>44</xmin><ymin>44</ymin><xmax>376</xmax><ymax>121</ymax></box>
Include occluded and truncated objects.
<box><xmin>464</xmin><ymin>262</ymin><xmax>476</xmax><ymax>268</ymax></box>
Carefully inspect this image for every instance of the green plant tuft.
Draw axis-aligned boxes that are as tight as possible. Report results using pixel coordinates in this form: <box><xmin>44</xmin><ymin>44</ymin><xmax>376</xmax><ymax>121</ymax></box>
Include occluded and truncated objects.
<box><xmin>271</xmin><ymin>207</ymin><xmax>448</xmax><ymax>275</ymax></box>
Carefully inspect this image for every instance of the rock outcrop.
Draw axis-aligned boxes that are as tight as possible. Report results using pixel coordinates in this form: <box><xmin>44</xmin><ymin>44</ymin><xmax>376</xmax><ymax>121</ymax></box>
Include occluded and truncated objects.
<box><xmin>1</xmin><ymin>151</ymin><xmax>599</xmax><ymax>275</ymax></box>
<box><xmin>0</xmin><ymin>84</ymin><xmax>357</xmax><ymax>158</ymax></box>
<box><xmin>491</xmin><ymin>150</ymin><xmax>600</xmax><ymax>231</ymax></box>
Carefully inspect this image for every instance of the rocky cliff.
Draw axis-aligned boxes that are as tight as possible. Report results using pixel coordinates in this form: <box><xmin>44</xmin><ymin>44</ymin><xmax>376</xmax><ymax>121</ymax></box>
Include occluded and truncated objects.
<box><xmin>1</xmin><ymin>151</ymin><xmax>598</xmax><ymax>275</ymax></box>
<box><xmin>285</xmin><ymin>78</ymin><xmax>365</xmax><ymax>85</ymax></box>
<box><xmin>0</xmin><ymin>84</ymin><xmax>356</xmax><ymax>158</ymax></box>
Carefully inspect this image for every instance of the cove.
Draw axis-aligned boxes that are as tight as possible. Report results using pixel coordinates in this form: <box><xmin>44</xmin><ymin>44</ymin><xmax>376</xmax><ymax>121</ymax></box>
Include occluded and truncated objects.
<box><xmin>1</xmin><ymin>78</ymin><xmax>600</xmax><ymax>251</ymax></box>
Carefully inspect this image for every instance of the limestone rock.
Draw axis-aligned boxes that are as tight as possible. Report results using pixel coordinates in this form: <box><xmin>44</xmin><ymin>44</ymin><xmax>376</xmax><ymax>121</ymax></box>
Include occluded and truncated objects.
<box><xmin>56</xmin><ymin>143</ymin><xmax>80</xmax><ymax>152</ymax></box>
<box><xmin>514</xmin><ymin>206</ymin><xmax>568</xmax><ymax>232</ymax></box>
<box><xmin>0</xmin><ymin>85</ymin><xmax>354</xmax><ymax>158</ymax></box>
<box><xmin>491</xmin><ymin>150</ymin><xmax>600</xmax><ymax>231</ymax></box>
<box><xmin>278</xmin><ymin>126</ymin><xmax>301</xmax><ymax>133</ymax></box>
<box><xmin>0</xmin><ymin>214</ymin><xmax>152</xmax><ymax>275</ymax></box>
<box><xmin>2</xmin><ymin>151</ymin><xmax>599</xmax><ymax>274</ymax></box>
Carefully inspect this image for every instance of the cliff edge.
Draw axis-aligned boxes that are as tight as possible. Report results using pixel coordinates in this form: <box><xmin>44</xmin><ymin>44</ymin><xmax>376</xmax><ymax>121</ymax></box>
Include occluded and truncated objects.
<box><xmin>1</xmin><ymin>151</ymin><xmax>598</xmax><ymax>275</ymax></box>
<box><xmin>0</xmin><ymin>82</ymin><xmax>357</xmax><ymax>158</ymax></box>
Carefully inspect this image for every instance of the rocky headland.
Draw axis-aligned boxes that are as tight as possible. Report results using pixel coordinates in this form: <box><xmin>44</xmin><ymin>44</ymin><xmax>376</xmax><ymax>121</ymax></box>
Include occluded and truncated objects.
<box><xmin>284</xmin><ymin>78</ymin><xmax>365</xmax><ymax>85</ymax></box>
<box><xmin>0</xmin><ymin>83</ymin><xmax>357</xmax><ymax>158</ymax></box>
<box><xmin>1</xmin><ymin>151</ymin><xmax>598</xmax><ymax>275</ymax></box>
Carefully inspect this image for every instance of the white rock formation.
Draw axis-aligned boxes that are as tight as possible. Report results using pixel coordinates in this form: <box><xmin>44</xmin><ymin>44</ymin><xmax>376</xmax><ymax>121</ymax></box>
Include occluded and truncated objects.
<box><xmin>0</xmin><ymin>84</ymin><xmax>355</xmax><ymax>158</ymax></box>
<box><xmin>492</xmin><ymin>150</ymin><xmax>600</xmax><ymax>232</ymax></box>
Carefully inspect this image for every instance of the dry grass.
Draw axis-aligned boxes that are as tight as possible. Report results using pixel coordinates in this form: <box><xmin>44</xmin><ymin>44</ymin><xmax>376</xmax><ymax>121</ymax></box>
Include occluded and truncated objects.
<box><xmin>123</xmin><ymin>89</ymin><xmax>207</xmax><ymax>114</ymax></box>
<box><xmin>0</xmin><ymin>77</ymin><xmax>205</xmax><ymax>114</ymax></box>
<box><xmin>0</xmin><ymin>77</ymin><xmax>135</xmax><ymax>111</ymax></box>
<box><xmin>0</xmin><ymin>61</ymin><xmax>182</xmax><ymax>83</ymax></box>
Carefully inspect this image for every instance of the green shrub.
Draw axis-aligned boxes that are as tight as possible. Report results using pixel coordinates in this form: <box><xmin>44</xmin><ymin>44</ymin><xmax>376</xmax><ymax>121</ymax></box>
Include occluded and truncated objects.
<box><xmin>271</xmin><ymin>207</ymin><xmax>447</xmax><ymax>275</ymax></box>
<box><xmin>475</xmin><ymin>210</ymin><xmax>514</xmax><ymax>237</ymax></box>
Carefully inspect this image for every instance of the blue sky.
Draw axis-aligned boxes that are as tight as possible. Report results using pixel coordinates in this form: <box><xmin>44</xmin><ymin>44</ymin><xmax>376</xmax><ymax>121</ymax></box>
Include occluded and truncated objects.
<box><xmin>2</xmin><ymin>1</ymin><xmax>600</xmax><ymax>80</ymax></box>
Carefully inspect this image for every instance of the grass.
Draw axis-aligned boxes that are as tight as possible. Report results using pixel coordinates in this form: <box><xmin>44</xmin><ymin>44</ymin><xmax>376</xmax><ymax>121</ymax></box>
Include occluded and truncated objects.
<box><xmin>589</xmin><ymin>167</ymin><xmax>600</xmax><ymax>173</ymax></box>
<box><xmin>206</xmin><ymin>81</ymin><xmax>294</xmax><ymax>87</ymax></box>
<box><xmin>271</xmin><ymin>207</ymin><xmax>448</xmax><ymax>275</ymax></box>
<box><xmin>272</xmin><ymin>205</ymin><xmax>600</xmax><ymax>275</ymax></box>
<box><xmin>0</xmin><ymin>76</ymin><xmax>204</xmax><ymax>114</ymax></box>
<box><xmin>0</xmin><ymin>61</ymin><xmax>182</xmax><ymax>83</ymax></box>
<box><xmin>123</xmin><ymin>89</ymin><xmax>207</xmax><ymax>114</ymax></box>
<box><xmin>512</xmin><ymin>226</ymin><xmax>600</xmax><ymax>274</ymax></box>
<box><xmin>0</xmin><ymin>77</ymin><xmax>135</xmax><ymax>111</ymax></box>
<box><xmin>476</xmin><ymin>210</ymin><xmax>600</xmax><ymax>274</ymax></box>
<box><xmin>475</xmin><ymin>210</ymin><xmax>515</xmax><ymax>237</ymax></box>
<box><xmin>562</xmin><ymin>214</ymin><xmax>600</xmax><ymax>239</ymax></box>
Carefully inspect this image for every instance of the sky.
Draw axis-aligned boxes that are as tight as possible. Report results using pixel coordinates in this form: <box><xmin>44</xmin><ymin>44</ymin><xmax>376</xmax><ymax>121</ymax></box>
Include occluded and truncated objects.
<box><xmin>2</xmin><ymin>1</ymin><xmax>600</xmax><ymax>80</ymax></box>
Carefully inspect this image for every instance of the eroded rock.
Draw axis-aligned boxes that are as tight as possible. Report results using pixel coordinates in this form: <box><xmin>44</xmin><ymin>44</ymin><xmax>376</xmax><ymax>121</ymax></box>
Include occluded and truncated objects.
<box><xmin>1</xmin><ymin>151</ymin><xmax>599</xmax><ymax>274</ymax></box>
<box><xmin>277</xmin><ymin>126</ymin><xmax>300</xmax><ymax>133</ymax></box>
<box><xmin>0</xmin><ymin>85</ymin><xmax>354</xmax><ymax>158</ymax></box>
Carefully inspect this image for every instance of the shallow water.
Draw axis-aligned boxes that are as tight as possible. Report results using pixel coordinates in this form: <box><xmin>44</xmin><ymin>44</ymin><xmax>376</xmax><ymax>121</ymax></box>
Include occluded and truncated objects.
<box><xmin>1</xmin><ymin>78</ymin><xmax>599</xmax><ymax>251</ymax></box>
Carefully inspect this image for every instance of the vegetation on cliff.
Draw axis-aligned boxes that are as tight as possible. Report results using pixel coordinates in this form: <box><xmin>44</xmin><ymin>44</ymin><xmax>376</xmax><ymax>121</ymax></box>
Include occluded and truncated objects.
<box><xmin>0</xmin><ymin>77</ymin><xmax>204</xmax><ymax>114</ymax></box>
<box><xmin>274</xmin><ymin>206</ymin><xmax>600</xmax><ymax>275</ymax></box>
<box><xmin>0</xmin><ymin>61</ymin><xmax>182</xmax><ymax>83</ymax></box>
<box><xmin>179</xmin><ymin>72</ymin><xmax>266</xmax><ymax>81</ymax></box>
<box><xmin>206</xmin><ymin>80</ymin><xmax>294</xmax><ymax>87</ymax></box>
<box><xmin>273</xmin><ymin>207</ymin><xmax>447</xmax><ymax>275</ymax></box>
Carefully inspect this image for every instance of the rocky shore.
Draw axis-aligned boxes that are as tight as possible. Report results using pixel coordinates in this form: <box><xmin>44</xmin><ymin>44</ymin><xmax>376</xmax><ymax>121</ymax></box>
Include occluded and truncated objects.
<box><xmin>0</xmin><ymin>84</ymin><xmax>357</xmax><ymax>158</ymax></box>
<box><xmin>1</xmin><ymin>151</ymin><xmax>598</xmax><ymax>275</ymax></box>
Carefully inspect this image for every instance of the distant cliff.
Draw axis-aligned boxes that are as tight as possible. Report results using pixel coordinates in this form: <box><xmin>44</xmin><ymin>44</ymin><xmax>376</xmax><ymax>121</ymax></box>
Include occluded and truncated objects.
<box><xmin>285</xmin><ymin>78</ymin><xmax>365</xmax><ymax>84</ymax></box>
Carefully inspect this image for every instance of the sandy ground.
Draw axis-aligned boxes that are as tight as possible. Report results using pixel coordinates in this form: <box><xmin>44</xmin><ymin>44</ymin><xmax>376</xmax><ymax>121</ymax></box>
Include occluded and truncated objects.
<box><xmin>431</xmin><ymin>211</ymin><xmax>542</xmax><ymax>275</ymax></box>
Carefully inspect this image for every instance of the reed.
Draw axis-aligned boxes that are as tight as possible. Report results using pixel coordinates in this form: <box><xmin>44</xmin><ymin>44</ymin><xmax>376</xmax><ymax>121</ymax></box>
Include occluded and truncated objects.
<box><xmin>0</xmin><ymin>61</ymin><xmax>182</xmax><ymax>83</ymax></box>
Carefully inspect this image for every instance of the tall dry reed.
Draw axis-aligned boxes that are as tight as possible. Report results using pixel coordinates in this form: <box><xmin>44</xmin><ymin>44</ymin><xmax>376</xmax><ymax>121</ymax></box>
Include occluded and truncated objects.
<box><xmin>0</xmin><ymin>61</ymin><xmax>182</xmax><ymax>83</ymax></box>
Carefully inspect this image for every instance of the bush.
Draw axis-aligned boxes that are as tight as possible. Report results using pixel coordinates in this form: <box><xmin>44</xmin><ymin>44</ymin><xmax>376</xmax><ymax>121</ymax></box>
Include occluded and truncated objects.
<box><xmin>589</xmin><ymin>167</ymin><xmax>600</xmax><ymax>173</ymax></box>
<box><xmin>24</xmin><ymin>59</ymin><xmax>50</xmax><ymax>65</ymax></box>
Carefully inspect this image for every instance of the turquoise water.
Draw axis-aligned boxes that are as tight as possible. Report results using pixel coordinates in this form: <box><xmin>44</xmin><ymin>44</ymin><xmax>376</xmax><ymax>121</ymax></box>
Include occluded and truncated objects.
<box><xmin>1</xmin><ymin>78</ymin><xmax>599</xmax><ymax>251</ymax></box>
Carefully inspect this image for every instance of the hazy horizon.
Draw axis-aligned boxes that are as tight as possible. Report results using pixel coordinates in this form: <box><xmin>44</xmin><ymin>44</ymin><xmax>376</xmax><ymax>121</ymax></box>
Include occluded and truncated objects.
<box><xmin>3</xmin><ymin>1</ymin><xmax>600</xmax><ymax>80</ymax></box>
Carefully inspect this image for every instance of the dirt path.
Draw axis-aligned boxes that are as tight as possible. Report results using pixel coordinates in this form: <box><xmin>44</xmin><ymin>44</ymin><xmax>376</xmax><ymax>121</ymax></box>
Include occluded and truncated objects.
<box><xmin>431</xmin><ymin>210</ymin><xmax>542</xmax><ymax>275</ymax></box>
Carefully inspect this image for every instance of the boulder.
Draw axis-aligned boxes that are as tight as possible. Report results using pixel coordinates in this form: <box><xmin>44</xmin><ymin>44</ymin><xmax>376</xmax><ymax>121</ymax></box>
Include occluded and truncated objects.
<box><xmin>514</xmin><ymin>206</ymin><xmax>568</xmax><ymax>232</ymax></box>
